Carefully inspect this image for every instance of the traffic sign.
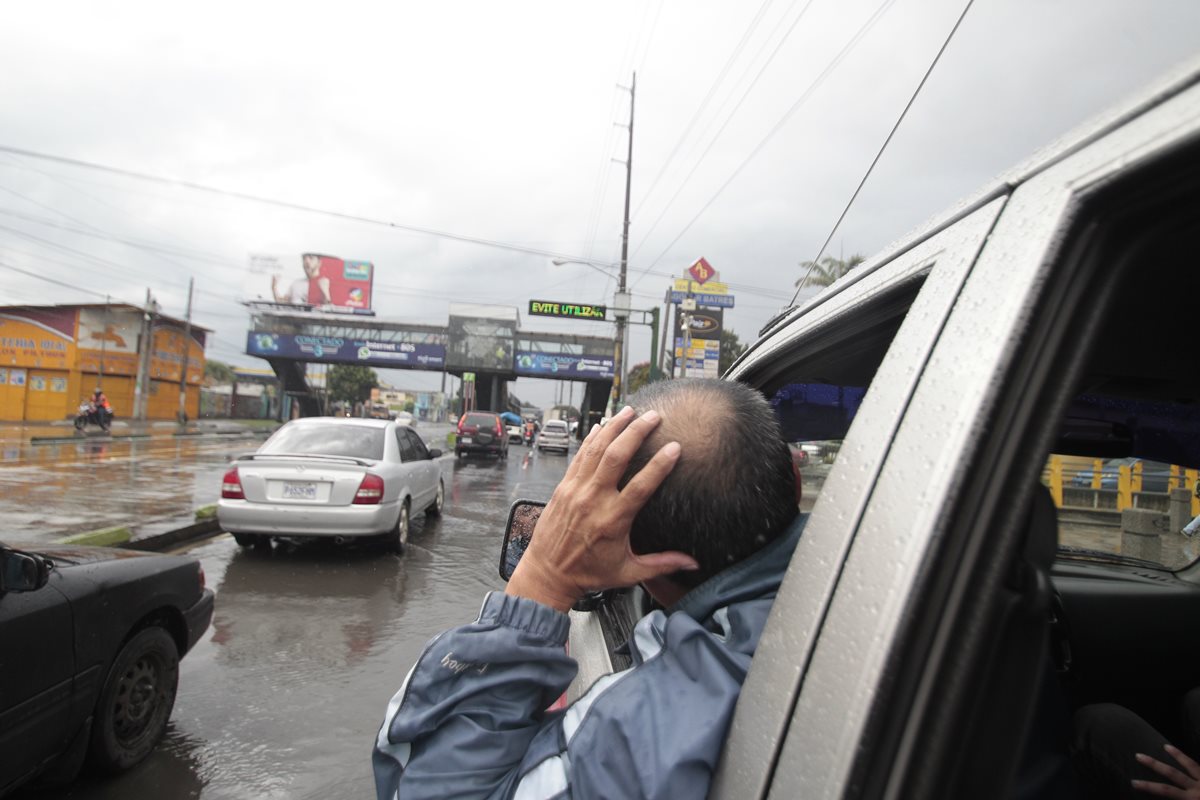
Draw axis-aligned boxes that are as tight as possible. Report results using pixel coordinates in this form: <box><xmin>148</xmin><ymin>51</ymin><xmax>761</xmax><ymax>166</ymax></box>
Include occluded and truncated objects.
<box><xmin>528</xmin><ymin>300</ymin><xmax>607</xmax><ymax>320</ymax></box>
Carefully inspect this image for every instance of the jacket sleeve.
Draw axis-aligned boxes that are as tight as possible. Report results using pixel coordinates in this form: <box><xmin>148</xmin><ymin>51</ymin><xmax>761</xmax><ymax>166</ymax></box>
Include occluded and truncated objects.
<box><xmin>373</xmin><ymin>591</ymin><xmax>576</xmax><ymax>800</ymax></box>
<box><xmin>373</xmin><ymin>592</ymin><xmax>751</xmax><ymax>800</ymax></box>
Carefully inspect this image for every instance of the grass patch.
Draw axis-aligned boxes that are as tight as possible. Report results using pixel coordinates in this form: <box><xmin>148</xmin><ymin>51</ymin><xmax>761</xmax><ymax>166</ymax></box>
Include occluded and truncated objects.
<box><xmin>194</xmin><ymin>504</ymin><xmax>218</xmax><ymax>521</ymax></box>
<box><xmin>63</xmin><ymin>526</ymin><xmax>131</xmax><ymax>547</ymax></box>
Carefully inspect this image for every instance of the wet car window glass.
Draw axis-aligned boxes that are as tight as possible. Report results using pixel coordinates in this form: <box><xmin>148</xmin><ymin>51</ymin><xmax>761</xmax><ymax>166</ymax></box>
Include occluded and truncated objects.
<box><xmin>1046</xmin><ymin>397</ymin><xmax>1200</xmax><ymax>570</ymax></box>
<box><xmin>768</xmin><ymin>280</ymin><xmax>921</xmax><ymax>513</ymax></box>
<box><xmin>1041</xmin><ymin>207</ymin><xmax>1200</xmax><ymax>571</ymax></box>
<box><xmin>259</xmin><ymin>424</ymin><xmax>385</xmax><ymax>460</ymax></box>
<box><xmin>463</xmin><ymin>413</ymin><xmax>498</xmax><ymax>428</ymax></box>
<box><xmin>405</xmin><ymin>429</ymin><xmax>429</xmax><ymax>460</ymax></box>
<box><xmin>397</xmin><ymin>430</ymin><xmax>419</xmax><ymax>462</ymax></box>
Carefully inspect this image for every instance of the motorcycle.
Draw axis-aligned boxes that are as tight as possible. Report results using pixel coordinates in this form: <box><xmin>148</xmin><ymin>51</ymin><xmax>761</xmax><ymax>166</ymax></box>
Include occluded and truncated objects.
<box><xmin>74</xmin><ymin>401</ymin><xmax>113</xmax><ymax>432</ymax></box>
<box><xmin>522</xmin><ymin>424</ymin><xmax>538</xmax><ymax>447</ymax></box>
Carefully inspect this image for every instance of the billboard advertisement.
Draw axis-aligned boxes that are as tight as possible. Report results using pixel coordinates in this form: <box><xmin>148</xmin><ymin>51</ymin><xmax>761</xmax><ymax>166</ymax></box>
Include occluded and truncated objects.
<box><xmin>269</xmin><ymin>253</ymin><xmax>374</xmax><ymax>311</ymax></box>
<box><xmin>676</xmin><ymin>307</ymin><xmax>723</xmax><ymax>340</ymax></box>
<box><xmin>446</xmin><ymin>305</ymin><xmax>517</xmax><ymax>371</ymax></box>
<box><xmin>247</xmin><ymin>332</ymin><xmax>445</xmax><ymax>370</ymax></box>
<box><xmin>513</xmin><ymin>351</ymin><xmax>615</xmax><ymax>379</ymax></box>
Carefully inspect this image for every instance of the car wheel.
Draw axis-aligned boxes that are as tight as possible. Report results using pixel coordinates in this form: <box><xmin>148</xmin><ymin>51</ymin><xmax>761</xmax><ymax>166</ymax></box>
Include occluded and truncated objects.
<box><xmin>88</xmin><ymin>626</ymin><xmax>179</xmax><ymax>774</ymax></box>
<box><xmin>455</xmin><ymin>448</ymin><xmax>463</xmax><ymax>458</ymax></box>
<box><xmin>390</xmin><ymin>500</ymin><xmax>411</xmax><ymax>552</ymax></box>
<box><xmin>426</xmin><ymin>480</ymin><xmax>444</xmax><ymax>517</ymax></box>
<box><xmin>232</xmin><ymin>533</ymin><xmax>267</xmax><ymax>548</ymax></box>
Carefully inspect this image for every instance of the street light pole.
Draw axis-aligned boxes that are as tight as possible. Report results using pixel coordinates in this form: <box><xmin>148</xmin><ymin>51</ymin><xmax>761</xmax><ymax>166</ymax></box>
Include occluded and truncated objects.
<box><xmin>612</xmin><ymin>71</ymin><xmax>635</xmax><ymax>411</ymax></box>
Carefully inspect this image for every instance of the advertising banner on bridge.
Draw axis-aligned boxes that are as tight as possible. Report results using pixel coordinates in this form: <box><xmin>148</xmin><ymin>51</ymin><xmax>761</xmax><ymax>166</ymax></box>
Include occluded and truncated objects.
<box><xmin>246</xmin><ymin>332</ymin><xmax>445</xmax><ymax>370</ymax></box>
<box><xmin>267</xmin><ymin>253</ymin><xmax>374</xmax><ymax>312</ymax></box>
<box><xmin>513</xmin><ymin>351</ymin><xmax>615</xmax><ymax>379</ymax></box>
<box><xmin>446</xmin><ymin>305</ymin><xmax>517</xmax><ymax>372</ymax></box>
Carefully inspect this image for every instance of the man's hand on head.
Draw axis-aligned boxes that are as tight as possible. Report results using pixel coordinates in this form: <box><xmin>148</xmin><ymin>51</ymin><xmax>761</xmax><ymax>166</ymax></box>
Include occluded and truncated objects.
<box><xmin>506</xmin><ymin>406</ymin><xmax>698</xmax><ymax>613</ymax></box>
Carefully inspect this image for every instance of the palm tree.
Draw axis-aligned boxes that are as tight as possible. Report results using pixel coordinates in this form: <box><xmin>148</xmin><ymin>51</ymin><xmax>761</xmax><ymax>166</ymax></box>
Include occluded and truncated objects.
<box><xmin>794</xmin><ymin>255</ymin><xmax>865</xmax><ymax>290</ymax></box>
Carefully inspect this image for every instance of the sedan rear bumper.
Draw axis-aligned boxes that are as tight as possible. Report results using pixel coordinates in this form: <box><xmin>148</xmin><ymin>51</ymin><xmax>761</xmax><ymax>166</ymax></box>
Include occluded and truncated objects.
<box><xmin>217</xmin><ymin>499</ymin><xmax>402</xmax><ymax>537</ymax></box>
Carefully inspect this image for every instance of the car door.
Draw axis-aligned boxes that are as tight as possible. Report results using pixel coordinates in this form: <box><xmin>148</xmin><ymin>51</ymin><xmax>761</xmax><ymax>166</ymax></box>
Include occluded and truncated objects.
<box><xmin>402</xmin><ymin>427</ymin><xmax>437</xmax><ymax>508</ymax></box>
<box><xmin>720</xmin><ymin>66</ymin><xmax>1200</xmax><ymax>799</ymax></box>
<box><xmin>0</xmin><ymin>565</ymin><xmax>74</xmax><ymax>792</ymax></box>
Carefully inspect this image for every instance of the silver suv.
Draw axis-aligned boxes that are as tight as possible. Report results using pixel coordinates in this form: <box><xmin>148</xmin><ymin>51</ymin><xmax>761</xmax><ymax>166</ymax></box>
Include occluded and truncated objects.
<box><xmin>564</xmin><ymin>61</ymin><xmax>1200</xmax><ymax>798</ymax></box>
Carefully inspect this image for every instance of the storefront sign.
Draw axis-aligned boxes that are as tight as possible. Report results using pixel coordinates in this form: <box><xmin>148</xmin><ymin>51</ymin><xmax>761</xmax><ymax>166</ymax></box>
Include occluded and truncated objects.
<box><xmin>0</xmin><ymin>310</ymin><xmax>76</xmax><ymax>369</ymax></box>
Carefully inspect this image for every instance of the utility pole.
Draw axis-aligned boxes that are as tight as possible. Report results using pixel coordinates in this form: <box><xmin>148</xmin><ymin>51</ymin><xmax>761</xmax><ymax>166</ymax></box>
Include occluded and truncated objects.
<box><xmin>98</xmin><ymin>294</ymin><xmax>109</xmax><ymax>389</ymax></box>
<box><xmin>611</xmin><ymin>71</ymin><xmax>635</xmax><ymax>411</ymax></box>
<box><xmin>177</xmin><ymin>277</ymin><xmax>194</xmax><ymax>424</ymax></box>
<box><xmin>134</xmin><ymin>288</ymin><xmax>155</xmax><ymax>421</ymax></box>
<box><xmin>658</xmin><ymin>289</ymin><xmax>672</xmax><ymax>380</ymax></box>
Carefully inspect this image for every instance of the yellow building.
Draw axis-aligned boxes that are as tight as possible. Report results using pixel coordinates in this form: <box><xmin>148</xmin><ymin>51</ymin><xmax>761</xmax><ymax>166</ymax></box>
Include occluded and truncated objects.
<box><xmin>0</xmin><ymin>304</ymin><xmax>208</xmax><ymax>422</ymax></box>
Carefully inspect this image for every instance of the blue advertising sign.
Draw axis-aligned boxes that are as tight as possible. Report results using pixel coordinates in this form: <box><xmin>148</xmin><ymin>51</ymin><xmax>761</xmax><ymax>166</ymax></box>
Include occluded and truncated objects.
<box><xmin>247</xmin><ymin>332</ymin><xmax>446</xmax><ymax>369</ymax></box>
<box><xmin>513</xmin><ymin>351</ymin><xmax>614</xmax><ymax>379</ymax></box>
<box><xmin>669</xmin><ymin>291</ymin><xmax>735</xmax><ymax>308</ymax></box>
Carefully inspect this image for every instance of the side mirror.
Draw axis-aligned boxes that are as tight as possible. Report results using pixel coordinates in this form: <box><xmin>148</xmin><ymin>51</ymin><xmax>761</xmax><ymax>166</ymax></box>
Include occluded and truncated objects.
<box><xmin>428</xmin><ymin>448</ymin><xmax>442</xmax><ymax>459</ymax></box>
<box><xmin>498</xmin><ymin>499</ymin><xmax>545</xmax><ymax>581</ymax></box>
<box><xmin>0</xmin><ymin>548</ymin><xmax>51</xmax><ymax>593</ymax></box>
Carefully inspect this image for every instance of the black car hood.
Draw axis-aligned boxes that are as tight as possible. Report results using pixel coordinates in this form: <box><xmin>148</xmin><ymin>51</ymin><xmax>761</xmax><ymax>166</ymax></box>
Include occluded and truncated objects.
<box><xmin>1</xmin><ymin>541</ymin><xmax>155</xmax><ymax>567</ymax></box>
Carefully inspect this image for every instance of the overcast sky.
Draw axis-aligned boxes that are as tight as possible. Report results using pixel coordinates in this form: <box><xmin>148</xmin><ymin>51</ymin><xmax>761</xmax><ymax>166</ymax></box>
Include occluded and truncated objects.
<box><xmin>1</xmin><ymin>1</ymin><xmax>1197</xmax><ymax>408</ymax></box>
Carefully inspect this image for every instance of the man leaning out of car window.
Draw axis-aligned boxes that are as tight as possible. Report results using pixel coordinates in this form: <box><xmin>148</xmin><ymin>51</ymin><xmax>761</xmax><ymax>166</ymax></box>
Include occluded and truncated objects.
<box><xmin>373</xmin><ymin>378</ymin><xmax>805</xmax><ymax>800</ymax></box>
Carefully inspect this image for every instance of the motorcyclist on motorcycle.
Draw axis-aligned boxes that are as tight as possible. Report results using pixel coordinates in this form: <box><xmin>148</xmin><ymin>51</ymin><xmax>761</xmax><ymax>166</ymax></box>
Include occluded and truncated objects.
<box><xmin>522</xmin><ymin>419</ymin><xmax>540</xmax><ymax>446</ymax></box>
<box><xmin>91</xmin><ymin>388</ymin><xmax>112</xmax><ymax>429</ymax></box>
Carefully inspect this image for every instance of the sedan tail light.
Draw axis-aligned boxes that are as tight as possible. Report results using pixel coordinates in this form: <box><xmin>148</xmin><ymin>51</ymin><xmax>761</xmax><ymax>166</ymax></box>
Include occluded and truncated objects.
<box><xmin>221</xmin><ymin>467</ymin><xmax>244</xmax><ymax>499</ymax></box>
<box><xmin>354</xmin><ymin>473</ymin><xmax>385</xmax><ymax>505</ymax></box>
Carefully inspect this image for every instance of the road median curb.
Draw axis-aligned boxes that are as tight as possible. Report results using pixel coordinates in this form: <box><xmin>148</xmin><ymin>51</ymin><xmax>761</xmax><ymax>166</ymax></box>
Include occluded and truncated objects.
<box><xmin>125</xmin><ymin>519</ymin><xmax>222</xmax><ymax>552</ymax></box>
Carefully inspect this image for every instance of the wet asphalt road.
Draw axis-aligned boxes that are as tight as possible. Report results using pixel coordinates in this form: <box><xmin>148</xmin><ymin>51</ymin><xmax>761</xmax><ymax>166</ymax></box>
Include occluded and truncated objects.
<box><xmin>19</xmin><ymin>437</ymin><xmax>574</xmax><ymax>800</ymax></box>
<box><xmin>0</xmin><ymin>424</ymin><xmax>274</xmax><ymax>541</ymax></box>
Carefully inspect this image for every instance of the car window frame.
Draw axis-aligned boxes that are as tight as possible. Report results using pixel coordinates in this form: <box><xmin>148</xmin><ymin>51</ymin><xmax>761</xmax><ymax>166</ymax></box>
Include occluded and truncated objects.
<box><xmin>760</xmin><ymin>83</ymin><xmax>1200</xmax><ymax>798</ymax></box>
<box><xmin>712</xmin><ymin>197</ymin><xmax>1006</xmax><ymax>798</ymax></box>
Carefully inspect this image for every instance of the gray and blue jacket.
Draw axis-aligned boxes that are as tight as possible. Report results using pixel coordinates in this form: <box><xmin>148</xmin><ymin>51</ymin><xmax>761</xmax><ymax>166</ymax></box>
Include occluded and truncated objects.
<box><xmin>373</xmin><ymin>515</ymin><xmax>805</xmax><ymax>800</ymax></box>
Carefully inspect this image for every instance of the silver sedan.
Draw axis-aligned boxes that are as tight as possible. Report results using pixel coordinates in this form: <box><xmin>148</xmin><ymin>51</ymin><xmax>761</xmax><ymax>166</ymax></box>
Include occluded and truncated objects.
<box><xmin>217</xmin><ymin>417</ymin><xmax>444</xmax><ymax>550</ymax></box>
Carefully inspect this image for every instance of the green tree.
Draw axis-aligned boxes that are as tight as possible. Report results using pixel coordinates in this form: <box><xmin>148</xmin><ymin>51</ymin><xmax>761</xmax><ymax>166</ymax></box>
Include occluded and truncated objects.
<box><xmin>794</xmin><ymin>254</ymin><xmax>865</xmax><ymax>290</ymax></box>
<box><xmin>719</xmin><ymin>329</ymin><xmax>748</xmax><ymax>375</ymax></box>
<box><xmin>203</xmin><ymin>359</ymin><xmax>236</xmax><ymax>385</ymax></box>
<box><xmin>625</xmin><ymin>361</ymin><xmax>653</xmax><ymax>396</ymax></box>
<box><xmin>328</xmin><ymin>364</ymin><xmax>379</xmax><ymax>404</ymax></box>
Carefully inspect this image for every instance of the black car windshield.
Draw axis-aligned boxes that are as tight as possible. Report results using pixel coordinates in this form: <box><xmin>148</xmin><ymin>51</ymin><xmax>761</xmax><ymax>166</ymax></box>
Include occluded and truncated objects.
<box><xmin>464</xmin><ymin>414</ymin><xmax>498</xmax><ymax>427</ymax></box>
<box><xmin>259</xmin><ymin>424</ymin><xmax>385</xmax><ymax>461</ymax></box>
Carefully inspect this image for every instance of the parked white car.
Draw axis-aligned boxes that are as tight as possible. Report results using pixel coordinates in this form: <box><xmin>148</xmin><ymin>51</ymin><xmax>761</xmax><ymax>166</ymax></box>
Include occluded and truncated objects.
<box><xmin>556</xmin><ymin>61</ymin><xmax>1200</xmax><ymax>798</ymax></box>
<box><xmin>217</xmin><ymin>417</ymin><xmax>444</xmax><ymax>550</ymax></box>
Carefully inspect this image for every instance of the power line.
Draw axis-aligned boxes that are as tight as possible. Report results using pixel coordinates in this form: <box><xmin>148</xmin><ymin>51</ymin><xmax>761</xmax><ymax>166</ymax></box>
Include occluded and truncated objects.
<box><xmin>631</xmin><ymin>0</ymin><xmax>777</xmax><ymax>221</ymax></box>
<box><xmin>630</xmin><ymin>0</ymin><xmax>816</xmax><ymax>264</ymax></box>
<box><xmin>631</xmin><ymin>0</ymin><xmax>896</xmax><ymax>289</ymax></box>
<box><xmin>0</xmin><ymin>144</ymin><xmax>643</xmax><ymax>266</ymax></box>
<box><xmin>791</xmin><ymin>0</ymin><xmax>976</xmax><ymax>304</ymax></box>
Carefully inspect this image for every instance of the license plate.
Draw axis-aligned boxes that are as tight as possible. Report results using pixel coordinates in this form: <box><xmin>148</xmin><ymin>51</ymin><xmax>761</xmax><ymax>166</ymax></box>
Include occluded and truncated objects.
<box><xmin>283</xmin><ymin>482</ymin><xmax>318</xmax><ymax>500</ymax></box>
<box><xmin>460</xmin><ymin>436</ymin><xmax>472</xmax><ymax>444</ymax></box>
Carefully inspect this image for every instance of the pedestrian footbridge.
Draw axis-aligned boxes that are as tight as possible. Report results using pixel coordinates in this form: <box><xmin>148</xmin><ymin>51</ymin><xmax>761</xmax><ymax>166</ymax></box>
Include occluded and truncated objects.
<box><xmin>245</xmin><ymin>303</ymin><xmax>615</xmax><ymax>419</ymax></box>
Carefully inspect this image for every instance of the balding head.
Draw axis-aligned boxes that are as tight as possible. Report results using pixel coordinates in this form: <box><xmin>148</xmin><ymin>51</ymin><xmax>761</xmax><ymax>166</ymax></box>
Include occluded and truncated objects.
<box><xmin>622</xmin><ymin>378</ymin><xmax>798</xmax><ymax>589</ymax></box>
